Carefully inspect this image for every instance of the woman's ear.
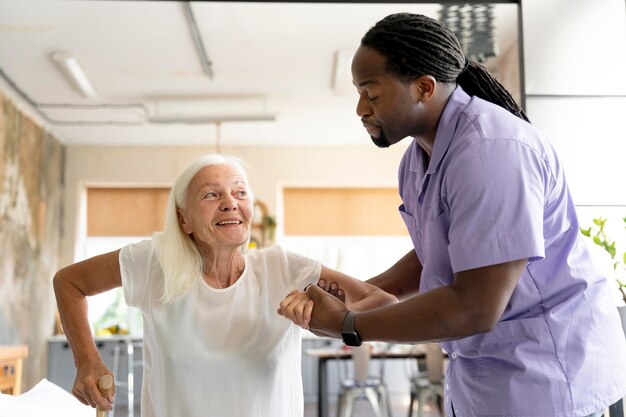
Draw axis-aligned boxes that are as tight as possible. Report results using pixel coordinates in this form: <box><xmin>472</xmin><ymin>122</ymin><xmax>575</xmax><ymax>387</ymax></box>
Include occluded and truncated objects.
<box><xmin>177</xmin><ymin>209</ymin><xmax>191</xmax><ymax>235</ymax></box>
<box><xmin>411</xmin><ymin>75</ymin><xmax>437</xmax><ymax>104</ymax></box>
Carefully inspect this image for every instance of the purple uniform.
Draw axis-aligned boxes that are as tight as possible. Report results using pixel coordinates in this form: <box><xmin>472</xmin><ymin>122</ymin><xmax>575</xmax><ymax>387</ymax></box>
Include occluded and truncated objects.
<box><xmin>398</xmin><ymin>86</ymin><xmax>626</xmax><ymax>416</ymax></box>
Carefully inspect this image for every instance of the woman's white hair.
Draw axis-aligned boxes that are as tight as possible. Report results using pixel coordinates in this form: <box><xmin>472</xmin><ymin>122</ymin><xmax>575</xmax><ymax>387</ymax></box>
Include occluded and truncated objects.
<box><xmin>153</xmin><ymin>153</ymin><xmax>253</xmax><ymax>303</ymax></box>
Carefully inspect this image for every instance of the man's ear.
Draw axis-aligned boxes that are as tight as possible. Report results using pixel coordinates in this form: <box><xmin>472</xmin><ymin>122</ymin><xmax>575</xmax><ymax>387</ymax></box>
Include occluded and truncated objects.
<box><xmin>411</xmin><ymin>75</ymin><xmax>437</xmax><ymax>104</ymax></box>
<box><xmin>177</xmin><ymin>209</ymin><xmax>191</xmax><ymax>235</ymax></box>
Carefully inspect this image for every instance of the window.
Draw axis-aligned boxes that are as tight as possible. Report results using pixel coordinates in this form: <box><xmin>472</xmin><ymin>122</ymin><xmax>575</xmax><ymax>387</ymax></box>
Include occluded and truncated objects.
<box><xmin>280</xmin><ymin>187</ymin><xmax>412</xmax><ymax>279</ymax></box>
<box><xmin>80</xmin><ymin>187</ymin><xmax>169</xmax><ymax>336</ymax></box>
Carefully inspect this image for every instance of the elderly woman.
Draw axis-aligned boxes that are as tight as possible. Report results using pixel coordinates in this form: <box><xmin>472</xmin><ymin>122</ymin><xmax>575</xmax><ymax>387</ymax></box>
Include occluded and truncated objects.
<box><xmin>53</xmin><ymin>153</ymin><xmax>396</xmax><ymax>417</ymax></box>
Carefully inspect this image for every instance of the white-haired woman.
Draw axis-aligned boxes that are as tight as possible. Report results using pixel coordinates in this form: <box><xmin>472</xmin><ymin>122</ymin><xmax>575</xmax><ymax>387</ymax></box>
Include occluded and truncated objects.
<box><xmin>53</xmin><ymin>153</ymin><xmax>397</xmax><ymax>417</ymax></box>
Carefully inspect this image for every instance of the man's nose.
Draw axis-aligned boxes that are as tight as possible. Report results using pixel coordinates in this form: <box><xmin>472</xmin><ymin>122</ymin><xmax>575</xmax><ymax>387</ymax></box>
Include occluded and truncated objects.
<box><xmin>356</xmin><ymin>94</ymin><xmax>372</xmax><ymax>118</ymax></box>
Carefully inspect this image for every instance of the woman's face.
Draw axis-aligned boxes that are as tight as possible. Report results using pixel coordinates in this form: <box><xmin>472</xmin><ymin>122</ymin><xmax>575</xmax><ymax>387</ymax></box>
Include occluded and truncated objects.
<box><xmin>178</xmin><ymin>163</ymin><xmax>253</xmax><ymax>251</ymax></box>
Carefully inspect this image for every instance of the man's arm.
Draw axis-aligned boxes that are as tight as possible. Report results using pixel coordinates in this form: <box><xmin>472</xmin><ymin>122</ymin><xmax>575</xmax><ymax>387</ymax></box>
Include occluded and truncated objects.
<box><xmin>366</xmin><ymin>249</ymin><xmax>422</xmax><ymax>300</ymax></box>
<box><xmin>53</xmin><ymin>250</ymin><xmax>122</xmax><ymax>411</ymax></box>
<box><xmin>306</xmin><ymin>258</ymin><xmax>527</xmax><ymax>343</ymax></box>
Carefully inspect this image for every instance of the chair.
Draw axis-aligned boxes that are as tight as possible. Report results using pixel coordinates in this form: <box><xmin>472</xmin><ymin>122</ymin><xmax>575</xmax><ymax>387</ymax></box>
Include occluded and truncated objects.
<box><xmin>111</xmin><ymin>338</ymin><xmax>143</xmax><ymax>417</ymax></box>
<box><xmin>336</xmin><ymin>343</ymin><xmax>393</xmax><ymax>417</ymax></box>
<box><xmin>408</xmin><ymin>343</ymin><xmax>445</xmax><ymax>417</ymax></box>
<box><xmin>0</xmin><ymin>344</ymin><xmax>28</xmax><ymax>395</ymax></box>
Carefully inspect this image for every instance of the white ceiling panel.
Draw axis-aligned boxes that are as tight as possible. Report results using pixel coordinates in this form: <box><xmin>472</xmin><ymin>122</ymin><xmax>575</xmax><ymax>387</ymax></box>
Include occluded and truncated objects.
<box><xmin>0</xmin><ymin>0</ymin><xmax>519</xmax><ymax>146</ymax></box>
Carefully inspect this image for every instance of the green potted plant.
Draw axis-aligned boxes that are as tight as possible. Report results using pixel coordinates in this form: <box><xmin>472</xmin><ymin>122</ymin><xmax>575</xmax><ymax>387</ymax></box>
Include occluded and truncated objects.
<box><xmin>580</xmin><ymin>216</ymin><xmax>626</xmax><ymax>332</ymax></box>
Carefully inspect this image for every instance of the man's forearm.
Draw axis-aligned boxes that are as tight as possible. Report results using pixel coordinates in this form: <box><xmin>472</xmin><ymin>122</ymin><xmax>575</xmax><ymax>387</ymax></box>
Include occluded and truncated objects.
<box><xmin>347</xmin><ymin>290</ymin><xmax>398</xmax><ymax>312</ymax></box>
<box><xmin>366</xmin><ymin>250</ymin><xmax>422</xmax><ymax>300</ymax></box>
<box><xmin>354</xmin><ymin>285</ymin><xmax>488</xmax><ymax>344</ymax></box>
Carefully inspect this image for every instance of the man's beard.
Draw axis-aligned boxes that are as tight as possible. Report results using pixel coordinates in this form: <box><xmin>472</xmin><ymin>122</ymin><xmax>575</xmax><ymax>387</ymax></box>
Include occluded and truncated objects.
<box><xmin>370</xmin><ymin>129</ymin><xmax>391</xmax><ymax>148</ymax></box>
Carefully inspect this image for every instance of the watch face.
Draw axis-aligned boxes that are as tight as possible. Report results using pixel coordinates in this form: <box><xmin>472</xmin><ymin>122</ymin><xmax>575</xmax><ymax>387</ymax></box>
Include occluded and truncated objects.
<box><xmin>341</xmin><ymin>330</ymin><xmax>362</xmax><ymax>347</ymax></box>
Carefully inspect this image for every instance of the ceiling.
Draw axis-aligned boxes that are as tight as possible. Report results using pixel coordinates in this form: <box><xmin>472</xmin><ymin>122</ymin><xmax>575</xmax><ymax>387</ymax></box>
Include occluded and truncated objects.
<box><xmin>0</xmin><ymin>1</ymin><xmax>519</xmax><ymax>147</ymax></box>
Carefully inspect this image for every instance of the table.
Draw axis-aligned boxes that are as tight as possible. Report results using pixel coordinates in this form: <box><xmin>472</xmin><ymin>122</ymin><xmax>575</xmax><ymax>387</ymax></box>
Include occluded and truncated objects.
<box><xmin>306</xmin><ymin>346</ymin><xmax>424</xmax><ymax>417</ymax></box>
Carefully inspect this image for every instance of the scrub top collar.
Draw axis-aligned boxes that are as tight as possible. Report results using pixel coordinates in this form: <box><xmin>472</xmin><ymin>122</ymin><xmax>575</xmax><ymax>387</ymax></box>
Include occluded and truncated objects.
<box><xmin>411</xmin><ymin>85</ymin><xmax>472</xmax><ymax>204</ymax></box>
<box><xmin>428</xmin><ymin>85</ymin><xmax>472</xmax><ymax>175</ymax></box>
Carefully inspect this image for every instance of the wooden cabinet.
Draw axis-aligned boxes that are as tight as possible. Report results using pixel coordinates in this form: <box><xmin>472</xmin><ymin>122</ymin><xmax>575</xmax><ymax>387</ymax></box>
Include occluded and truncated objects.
<box><xmin>0</xmin><ymin>344</ymin><xmax>28</xmax><ymax>395</ymax></box>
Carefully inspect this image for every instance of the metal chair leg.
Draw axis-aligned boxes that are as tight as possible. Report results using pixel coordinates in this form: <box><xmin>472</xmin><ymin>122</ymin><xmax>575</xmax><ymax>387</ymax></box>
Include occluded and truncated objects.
<box><xmin>364</xmin><ymin>387</ymin><xmax>382</xmax><ymax>417</ymax></box>
<box><xmin>417</xmin><ymin>388</ymin><xmax>427</xmax><ymax>417</ymax></box>
<box><xmin>408</xmin><ymin>391</ymin><xmax>416</xmax><ymax>417</ymax></box>
<box><xmin>376</xmin><ymin>384</ymin><xmax>393</xmax><ymax>417</ymax></box>
<box><xmin>336</xmin><ymin>391</ymin><xmax>344</xmax><ymax>417</ymax></box>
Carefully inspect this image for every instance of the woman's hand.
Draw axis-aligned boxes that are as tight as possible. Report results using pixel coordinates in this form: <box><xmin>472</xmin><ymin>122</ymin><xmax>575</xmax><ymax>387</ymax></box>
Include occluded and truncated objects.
<box><xmin>278</xmin><ymin>280</ymin><xmax>346</xmax><ymax>328</ymax></box>
<box><xmin>278</xmin><ymin>289</ymin><xmax>314</xmax><ymax>329</ymax></box>
<box><xmin>72</xmin><ymin>359</ymin><xmax>115</xmax><ymax>411</ymax></box>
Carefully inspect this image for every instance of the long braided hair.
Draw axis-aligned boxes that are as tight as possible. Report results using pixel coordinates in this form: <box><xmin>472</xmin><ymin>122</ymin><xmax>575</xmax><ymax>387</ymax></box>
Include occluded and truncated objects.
<box><xmin>361</xmin><ymin>12</ymin><xmax>529</xmax><ymax>122</ymax></box>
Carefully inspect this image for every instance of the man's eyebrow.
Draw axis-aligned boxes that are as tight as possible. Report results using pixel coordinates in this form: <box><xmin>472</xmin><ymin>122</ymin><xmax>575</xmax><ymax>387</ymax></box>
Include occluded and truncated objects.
<box><xmin>353</xmin><ymin>79</ymin><xmax>377</xmax><ymax>88</ymax></box>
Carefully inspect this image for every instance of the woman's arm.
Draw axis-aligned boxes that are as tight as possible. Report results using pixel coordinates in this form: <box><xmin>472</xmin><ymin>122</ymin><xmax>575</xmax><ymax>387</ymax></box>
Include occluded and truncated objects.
<box><xmin>318</xmin><ymin>266</ymin><xmax>398</xmax><ymax>311</ymax></box>
<box><xmin>278</xmin><ymin>264</ymin><xmax>399</xmax><ymax>329</ymax></box>
<box><xmin>53</xmin><ymin>249</ymin><xmax>122</xmax><ymax>411</ymax></box>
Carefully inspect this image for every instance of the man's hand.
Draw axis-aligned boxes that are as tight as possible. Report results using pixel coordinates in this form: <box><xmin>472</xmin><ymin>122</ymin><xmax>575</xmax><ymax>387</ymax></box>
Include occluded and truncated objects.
<box><xmin>316</xmin><ymin>279</ymin><xmax>346</xmax><ymax>303</ymax></box>
<box><xmin>306</xmin><ymin>284</ymin><xmax>350</xmax><ymax>339</ymax></box>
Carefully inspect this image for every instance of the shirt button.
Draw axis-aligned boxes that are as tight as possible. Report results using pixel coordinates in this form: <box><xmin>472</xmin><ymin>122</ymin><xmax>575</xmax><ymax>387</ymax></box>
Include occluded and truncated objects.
<box><xmin>445</xmin><ymin>383</ymin><xmax>450</xmax><ymax>390</ymax></box>
<box><xmin>451</xmin><ymin>352</ymin><xmax>457</xmax><ymax>359</ymax></box>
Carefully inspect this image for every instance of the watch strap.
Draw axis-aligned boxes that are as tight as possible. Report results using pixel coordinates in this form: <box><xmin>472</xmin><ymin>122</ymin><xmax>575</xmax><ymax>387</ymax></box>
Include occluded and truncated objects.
<box><xmin>342</xmin><ymin>311</ymin><xmax>357</xmax><ymax>333</ymax></box>
<box><xmin>341</xmin><ymin>311</ymin><xmax>362</xmax><ymax>346</ymax></box>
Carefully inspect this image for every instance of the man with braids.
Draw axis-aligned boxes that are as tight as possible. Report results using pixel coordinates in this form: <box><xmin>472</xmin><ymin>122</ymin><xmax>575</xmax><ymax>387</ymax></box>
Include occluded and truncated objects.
<box><xmin>281</xmin><ymin>12</ymin><xmax>626</xmax><ymax>417</ymax></box>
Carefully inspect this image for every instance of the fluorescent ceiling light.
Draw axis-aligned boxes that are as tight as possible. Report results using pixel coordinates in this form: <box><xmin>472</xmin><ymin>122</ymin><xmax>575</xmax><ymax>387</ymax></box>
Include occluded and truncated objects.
<box><xmin>38</xmin><ymin>103</ymin><xmax>146</xmax><ymax>124</ymax></box>
<box><xmin>147</xmin><ymin>97</ymin><xmax>276</xmax><ymax>124</ymax></box>
<box><xmin>148</xmin><ymin>113</ymin><xmax>276</xmax><ymax>124</ymax></box>
<box><xmin>50</xmin><ymin>51</ymin><xmax>98</xmax><ymax>98</ymax></box>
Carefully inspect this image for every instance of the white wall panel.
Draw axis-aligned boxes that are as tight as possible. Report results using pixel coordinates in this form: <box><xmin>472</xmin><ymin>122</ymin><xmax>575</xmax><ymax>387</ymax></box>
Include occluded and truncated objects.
<box><xmin>522</xmin><ymin>0</ymin><xmax>626</xmax><ymax>95</ymax></box>
<box><xmin>526</xmin><ymin>96</ymin><xmax>626</xmax><ymax>205</ymax></box>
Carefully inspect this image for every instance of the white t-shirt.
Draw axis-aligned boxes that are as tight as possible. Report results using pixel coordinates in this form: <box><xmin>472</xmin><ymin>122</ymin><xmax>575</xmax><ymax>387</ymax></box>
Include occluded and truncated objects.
<box><xmin>119</xmin><ymin>240</ymin><xmax>321</xmax><ymax>417</ymax></box>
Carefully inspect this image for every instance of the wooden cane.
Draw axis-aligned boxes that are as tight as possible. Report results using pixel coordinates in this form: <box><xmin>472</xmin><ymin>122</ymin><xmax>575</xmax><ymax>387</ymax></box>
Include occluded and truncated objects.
<box><xmin>96</xmin><ymin>374</ymin><xmax>113</xmax><ymax>417</ymax></box>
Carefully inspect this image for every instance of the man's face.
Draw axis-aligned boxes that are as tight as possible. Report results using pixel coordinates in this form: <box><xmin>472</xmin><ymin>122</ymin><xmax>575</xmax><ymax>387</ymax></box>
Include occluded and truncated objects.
<box><xmin>351</xmin><ymin>46</ymin><xmax>420</xmax><ymax>148</ymax></box>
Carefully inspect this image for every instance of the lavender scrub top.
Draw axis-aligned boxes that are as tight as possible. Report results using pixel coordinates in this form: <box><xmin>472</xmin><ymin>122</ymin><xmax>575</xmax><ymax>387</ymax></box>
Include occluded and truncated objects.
<box><xmin>398</xmin><ymin>86</ymin><xmax>626</xmax><ymax>417</ymax></box>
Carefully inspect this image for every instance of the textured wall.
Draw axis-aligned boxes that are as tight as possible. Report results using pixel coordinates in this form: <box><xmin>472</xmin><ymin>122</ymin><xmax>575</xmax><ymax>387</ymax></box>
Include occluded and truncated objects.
<box><xmin>0</xmin><ymin>91</ymin><xmax>65</xmax><ymax>390</ymax></box>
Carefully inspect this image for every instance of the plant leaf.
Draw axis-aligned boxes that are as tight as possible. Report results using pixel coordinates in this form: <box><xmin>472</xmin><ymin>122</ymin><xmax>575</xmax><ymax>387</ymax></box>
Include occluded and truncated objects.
<box><xmin>580</xmin><ymin>227</ymin><xmax>591</xmax><ymax>237</ymax></box>
<box><xmin>608</xmin><ymin>246</ymin><xmax>616</xmax><ymax>258</ymax></box>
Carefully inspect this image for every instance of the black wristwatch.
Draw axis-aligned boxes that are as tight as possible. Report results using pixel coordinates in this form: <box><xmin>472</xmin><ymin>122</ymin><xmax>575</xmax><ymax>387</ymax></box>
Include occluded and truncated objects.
<box><xmin>341</xmin><ymin>311</ymin><xmax>362</xmax><ymax>346</ymax></box>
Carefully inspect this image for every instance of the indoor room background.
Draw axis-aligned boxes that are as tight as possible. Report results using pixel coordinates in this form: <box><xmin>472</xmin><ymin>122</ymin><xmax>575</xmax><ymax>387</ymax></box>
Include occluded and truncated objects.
<box><xmin>0</xmin><ymin>0</ymin><xmax>625</xmax><ymax>403</ymax></box>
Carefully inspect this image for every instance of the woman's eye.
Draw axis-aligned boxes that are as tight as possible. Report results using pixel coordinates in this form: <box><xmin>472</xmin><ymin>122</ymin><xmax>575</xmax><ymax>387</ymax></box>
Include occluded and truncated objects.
<box><xmin>204</xmin><ymin>192</ymin><xmax>218</xmax><ymax>199</ymax></box>
<box><xmin>369</xmin><ymin>96</ymin><xmax>379</xmax><ymax>102</ymax></box>
<box><xmin>236</xmin><ymin>191</ymin><xmax>248</xmax><ymax>198</ymax></box>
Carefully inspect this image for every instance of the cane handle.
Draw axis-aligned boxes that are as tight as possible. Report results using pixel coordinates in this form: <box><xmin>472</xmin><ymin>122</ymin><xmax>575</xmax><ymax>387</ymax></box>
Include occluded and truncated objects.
<box><xmin>95</xmin><ymin>375</ymin><xmax>113</xmax><ymax>417</ymax></box>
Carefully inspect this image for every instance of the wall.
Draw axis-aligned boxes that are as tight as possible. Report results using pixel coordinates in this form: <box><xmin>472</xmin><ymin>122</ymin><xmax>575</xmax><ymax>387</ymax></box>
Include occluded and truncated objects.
<box><xmin>62</xmin><ymin>143</ymin><xmax>410</xmax><ymax>267</ymax></box>
<box><xmin>5</xmin><ymin>0</ymin><xmax>624</xmax><ymax>393</ymax></box>
<box><xmin>522</xmin><ymin>0</ymin><xmax>626</xmax><ymax>205</ymax></box>
<box><xmin>0</xmin><ymin>90</ymin><xmax>65</xmax><ymax>390</ymax></box>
